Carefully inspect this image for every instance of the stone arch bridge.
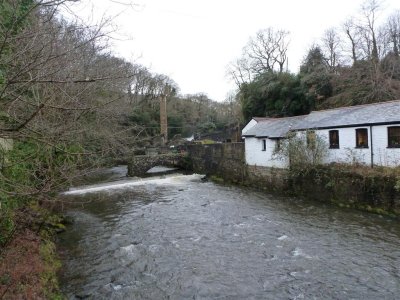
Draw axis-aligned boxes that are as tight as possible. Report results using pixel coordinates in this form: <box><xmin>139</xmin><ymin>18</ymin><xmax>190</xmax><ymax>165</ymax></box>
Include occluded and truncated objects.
<box><xmin>127</xmin><ymin>153</ymin><xmax>188</xmax><ymax>177</ymax></box>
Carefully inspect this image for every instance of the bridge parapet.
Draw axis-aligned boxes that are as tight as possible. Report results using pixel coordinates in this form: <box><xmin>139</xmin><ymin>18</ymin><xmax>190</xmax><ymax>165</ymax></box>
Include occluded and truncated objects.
<box><xmin>127</xmin><ymin>153</ymin><xmax>187</xmax><ymax>177</ymax></box>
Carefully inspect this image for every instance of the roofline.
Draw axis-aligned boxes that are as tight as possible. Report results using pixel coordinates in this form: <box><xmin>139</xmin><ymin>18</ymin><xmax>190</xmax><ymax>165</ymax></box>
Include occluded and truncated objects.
<box><xmin>308</xmin><ymin>99</ymin><xmax>400</xmax><ymax>114</ymax></box>
<box><xmin>242</xmin><ymin>134</ymin><xmax>256</xmax><ymax>137</ymax></box>
<box><xmin>252</xmin><ymin>118</ymin><xmax>276</xmax><ymax>123</ymax></box>
<box><xmin>247</xmin><ymin>100</ymin><xmax>400</xmax><ymax>126</ymax></box>
<box><xmin>263</xmin><ymin>115</ymin><xmax>307</xmax><ymax>121</ymax></box>
<box><xmin>252</xmin><ymin>115</ymin><xmax>307</xmax><ymax>122</ymax></box>
<box><xmin>244</xmin><ymin>134</ymin><xmax>286</xmax><ymax>138</ymax></box>
<box><xmin>245</xmin><ymin>135</ymin><xmax>287</xmax><ymax>139</ymax></box>
<box><xmin>295</xmin><ymin>121</ymin><xmax>400</xmax><ymax>131</ymax></box>
<box><xmin>242</xmin><ymin>121</ymin><xmax>400</xmax><ymax>138</ymax></box>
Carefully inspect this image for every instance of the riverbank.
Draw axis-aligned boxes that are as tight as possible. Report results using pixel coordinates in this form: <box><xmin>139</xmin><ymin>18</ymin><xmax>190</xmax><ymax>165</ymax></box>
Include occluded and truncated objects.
<box><xmin>187</xmin><ymin>143</ymin><xmax>400</xmax><ymax>216</ymax></box>
<box><xmin>0</xmin><ymin>166</ymin><xmax>132</xmax><ymax>299</ymax></box>
<box><xmin>0</xmin><ymin>203</ymin><xmax>64</xmax><ymax>299</ymax></box>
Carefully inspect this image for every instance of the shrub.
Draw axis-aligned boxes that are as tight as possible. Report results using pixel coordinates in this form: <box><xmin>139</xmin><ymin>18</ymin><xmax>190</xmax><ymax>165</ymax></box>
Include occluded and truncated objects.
<box><xmin>274</xmin><ymin>130</ymin><xmax>329</xmax><ymax>171</ymax></box>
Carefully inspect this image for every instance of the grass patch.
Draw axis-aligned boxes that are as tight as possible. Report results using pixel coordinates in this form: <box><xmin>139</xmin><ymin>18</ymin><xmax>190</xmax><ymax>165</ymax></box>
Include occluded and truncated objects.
<box><xmin>40</xmin><ymin>240</ymin><xmax>63</xmax><ymax>299</ymax></box>
<box><xmin>209</xmin><ymin>175</ymin><xmax>225</xmax><ymax>184</ymax></box>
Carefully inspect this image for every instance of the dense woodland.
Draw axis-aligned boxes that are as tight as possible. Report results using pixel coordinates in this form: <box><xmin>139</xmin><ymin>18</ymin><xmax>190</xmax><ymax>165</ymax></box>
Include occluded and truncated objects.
<box><xmin>228</xmin><ymin>0</ymin><xmax>400</xmax><ymax>121</ymax></box>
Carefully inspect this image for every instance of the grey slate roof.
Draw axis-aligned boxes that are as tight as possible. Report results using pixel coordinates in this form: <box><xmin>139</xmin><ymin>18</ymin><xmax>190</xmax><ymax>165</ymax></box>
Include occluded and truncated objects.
<box><xmin>244</xmin><ymin>115</ymin><xmax>306</xmax><ymax>138</ymax></box>
<box><xmin>243</xmin><ymin>100</ymin><xmax>400</xmax><ymax>138</ymax></box>
<box><xmin>252</xmin><ymin>117</ymin><xmax>272</xmax><ymax>122</ymax></box>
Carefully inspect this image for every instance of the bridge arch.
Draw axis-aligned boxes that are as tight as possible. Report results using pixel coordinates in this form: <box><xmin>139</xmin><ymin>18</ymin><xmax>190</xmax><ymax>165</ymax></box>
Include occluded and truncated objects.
<box><xmin>127</xmin><ymin>153</ymin><xmax>187</xmax><ymax>177</ymax></box>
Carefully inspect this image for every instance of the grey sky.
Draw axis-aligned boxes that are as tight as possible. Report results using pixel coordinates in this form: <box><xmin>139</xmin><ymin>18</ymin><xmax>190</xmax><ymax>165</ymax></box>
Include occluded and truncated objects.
<box><xmin>68</xmin><ymin>0</ymin><xmax>400</xmax><ymax>101</ymax></box>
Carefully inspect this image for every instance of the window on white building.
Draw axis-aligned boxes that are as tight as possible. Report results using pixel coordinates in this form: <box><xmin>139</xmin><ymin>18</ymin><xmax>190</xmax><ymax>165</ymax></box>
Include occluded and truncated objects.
<box><xmin>329</xmin><ymin>130</ymin><xmax>339</xmax><ymax>149</ymax></box>
<box><xmin>262</xmin><ymin>139</ymin><xmax>266</xmax><ymax>151</ymax></box>
<box><xmin>388</xmin><ymin>126</ymin><xmax>400</xmax><ymax>148</ymax></box>
<box><xmin>355</xmin><ymin>128</ymin><xmax>368</xmax><ymax>148</ymax></box>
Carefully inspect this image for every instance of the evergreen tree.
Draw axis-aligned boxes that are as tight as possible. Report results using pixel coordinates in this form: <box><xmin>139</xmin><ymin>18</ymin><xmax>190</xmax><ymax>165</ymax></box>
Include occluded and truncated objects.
<box><xmin>239</xmin><ymin>72</ymin><xmax>312</xmax><ymax>122</ymax></box>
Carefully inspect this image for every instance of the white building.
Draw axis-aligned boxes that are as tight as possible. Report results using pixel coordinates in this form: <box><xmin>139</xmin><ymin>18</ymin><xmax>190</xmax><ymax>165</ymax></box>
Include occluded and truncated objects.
<box><xmin>242</xmin><ymin>100</ymin><xmax>400</xmax><ymax>168</ymax></box>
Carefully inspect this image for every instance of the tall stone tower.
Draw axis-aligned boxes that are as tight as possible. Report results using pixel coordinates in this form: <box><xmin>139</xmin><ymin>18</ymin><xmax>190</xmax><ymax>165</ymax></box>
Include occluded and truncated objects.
<box><xmin>160</xmin><ymin>85</ymin><xmax>169</xmax><ymax>145</ymax></box>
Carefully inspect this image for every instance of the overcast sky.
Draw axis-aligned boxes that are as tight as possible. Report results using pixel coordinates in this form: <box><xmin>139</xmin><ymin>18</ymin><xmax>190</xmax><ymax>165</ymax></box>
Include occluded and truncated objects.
<box><xmin>67</xmin><ymin>0</ymin><xmax>400</xmax><ymax>101</ymax></box>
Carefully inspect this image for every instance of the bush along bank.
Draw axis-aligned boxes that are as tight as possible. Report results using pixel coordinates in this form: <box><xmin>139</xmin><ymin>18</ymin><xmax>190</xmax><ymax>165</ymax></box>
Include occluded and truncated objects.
<box><xmin>0</xmin><ymin>201</ymin><xmax>65</xmax><ymax>299</ymax></box>
<box><xmin>286</xmin><ymin>164</ymin><xmax>400</xmax><ymax>216</ymax></box>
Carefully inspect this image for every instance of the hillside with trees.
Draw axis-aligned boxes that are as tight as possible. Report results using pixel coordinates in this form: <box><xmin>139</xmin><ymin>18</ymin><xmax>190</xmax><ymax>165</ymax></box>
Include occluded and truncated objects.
<box><xmin>228</xmin><ymin>0</ymin><xmax>400</xmax><ymax>122</ymax></box>
<box><xmin>0</xmin><ymin>0</ymin><xmax>237</xmax><ymax>249</ymax></box>
<box><xmin>0</xmin><ymin>1</ymin><xmax>239</xmax><ymax>296</ymax></box>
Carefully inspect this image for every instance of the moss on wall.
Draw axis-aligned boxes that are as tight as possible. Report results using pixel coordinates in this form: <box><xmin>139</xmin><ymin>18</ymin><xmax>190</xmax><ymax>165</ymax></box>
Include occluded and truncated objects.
<box><xmin>186</xmin><ymin>144</ymin><xmax>400</xmax><ymax>216</ymax></box>
<box><xmin>187</xmin><ymin>143</ymin><xmax>246</xmax><ymax>183</ymax></box>
<box><xmin>288</xmin><ymin>164</ymin><xmax>400</xmax><ymax>215</ymax></box>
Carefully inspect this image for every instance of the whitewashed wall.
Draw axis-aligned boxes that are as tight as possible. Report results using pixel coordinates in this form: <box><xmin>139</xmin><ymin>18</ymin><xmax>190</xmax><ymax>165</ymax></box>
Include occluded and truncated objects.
<box><xmin>316</xmin><ymin>127</ymin><xmax>371</xmax><ymax>166</ymax></box>
<box><xmin>245</xmin><ymin>137</ymin><xmax>287</xmax><ymax>168</ymax></box>
<box><xmin>244</xmin><ymin>125</ymin><xmax>400</xmax><ymax>168</ymax></box>
<box><xmin>371</xmin><ymin>125</ymin><xmax>400</xmax><ymax>166</ymax></box>
<box><xmin>317</xmin><ymin>125</ymin><xmax>400</xmax><ymax>167</ymax></box>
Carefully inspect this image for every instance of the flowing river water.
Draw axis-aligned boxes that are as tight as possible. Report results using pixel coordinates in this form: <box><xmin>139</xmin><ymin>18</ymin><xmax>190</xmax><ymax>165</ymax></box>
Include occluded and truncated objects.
<box><xmin>58</xmin><ymin>166</ymin><xmax>400</xmax><ymax>299</ymax></box>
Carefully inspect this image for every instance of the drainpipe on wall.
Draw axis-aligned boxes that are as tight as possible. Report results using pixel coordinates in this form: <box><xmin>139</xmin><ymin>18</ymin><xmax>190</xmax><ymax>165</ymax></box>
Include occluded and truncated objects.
<box><xmin>370</xmin><ymin>125</ymin><xmax>374</xmax><ymax>167</ymax></box>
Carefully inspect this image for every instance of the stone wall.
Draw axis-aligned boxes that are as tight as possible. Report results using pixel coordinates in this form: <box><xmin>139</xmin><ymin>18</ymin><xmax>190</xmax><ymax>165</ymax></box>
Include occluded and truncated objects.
<box><xmin>187</xmin><ymin>143</ymin><xmax>287</xmax><ymax>190</ymax></box>
<box><xmin>186</xmin><ymin>143</ymin><xmax>400</xmax><ymax>215</ymax></box>
<box><xmin>245</xmin><ymin>165</ymin><xmax>288</xmax><ymax>192</ymax></box>
<box><xmin>288</xmin><ymin>165</ymin><xmax>400</xmax><ymax>214</ymax></box>
<box><xmin>187</xmin><ymin>143</ymin><xmax>246</xmax><ymax>183</ymax></box>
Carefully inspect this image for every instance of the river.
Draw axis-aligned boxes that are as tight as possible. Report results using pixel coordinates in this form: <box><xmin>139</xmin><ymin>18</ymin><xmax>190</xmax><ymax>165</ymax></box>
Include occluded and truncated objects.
<box><xmin>58</xmin><ymin>166</ymin><xmax>400</xmax><ymax>299</ymax></box>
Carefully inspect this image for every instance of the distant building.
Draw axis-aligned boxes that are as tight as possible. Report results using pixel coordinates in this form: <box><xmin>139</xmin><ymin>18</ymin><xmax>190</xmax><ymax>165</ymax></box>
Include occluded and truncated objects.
<box><xmin>242</xmin><ymin>100</ymin><xmax>400</xmax><ymax>168</ymax></box>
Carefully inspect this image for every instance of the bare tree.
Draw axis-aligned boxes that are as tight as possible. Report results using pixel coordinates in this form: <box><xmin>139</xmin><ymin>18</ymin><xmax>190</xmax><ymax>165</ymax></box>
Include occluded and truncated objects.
<box><xmin>343</xmin><ymin>18</ymin><xmax>361</xmax><ymax>64</ymax></box>
<box><xmin>245</xmin><ymin>28</ymin><xmax>290</xmax><ymax>75</ymax></box>
<box><xmin>360</xmin><ymin>0</ymin><xmax>381</xmax><ymax>61</ymax></box>
<box><xmin>386</xmin><ymin>10</ymin><xmax>400</xmax><ymax>56</ymax></box>
<box><xmin>226</xmin><ymin>57</ymin><xmax>252</xmax><ymax>87</ymax></box>
<box><xmin>321</xmin><ymin>28</ymin><xmax>343</xmax><ymax>71</ymax></box>
<box><xmin>0</xmin><ymin>0</ymin><xmax>148</xmax><ymax>199</ymax></box>
<box><xmin>226</xmin><ymin>27</ymin><xmax>290</xmax><ymax>88</ymax></box>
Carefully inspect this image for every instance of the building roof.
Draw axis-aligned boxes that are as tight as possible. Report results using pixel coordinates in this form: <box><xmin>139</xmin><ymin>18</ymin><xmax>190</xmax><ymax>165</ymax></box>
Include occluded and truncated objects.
<box><xmin>295</xmin><ymin>100</ymin><xmax>400</xmax><ymax>130</ymax></box>
<box><xmin>252</xmin><ymin>117</ymin><xmax>273</xmax><ymax>122</ymax></box>
<box><xmin>243</xmin><ymin>100</ymin><xmax>400</xmax><ymax>138</ymax></box>
<box><xmin>243</xmin><ymin>115</ymin><xmax>306</xmax><ymax>138</ymax></box>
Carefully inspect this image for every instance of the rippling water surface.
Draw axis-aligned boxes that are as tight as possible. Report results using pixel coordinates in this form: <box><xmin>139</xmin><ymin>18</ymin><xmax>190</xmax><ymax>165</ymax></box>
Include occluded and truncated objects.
<box><xmin>58</xmin><ymin>167</ymin><xmax>400</xmax><ymax>299</ymax></box>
